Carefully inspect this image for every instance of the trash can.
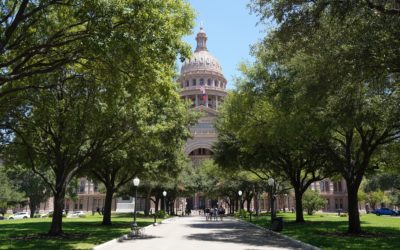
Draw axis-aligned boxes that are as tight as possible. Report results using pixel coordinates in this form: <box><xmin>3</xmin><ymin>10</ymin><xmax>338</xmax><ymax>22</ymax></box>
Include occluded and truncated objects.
<box><xmin>271</xmin><ymin>217</ymin><xmax>283</xmax><ymax>232</ymax></box>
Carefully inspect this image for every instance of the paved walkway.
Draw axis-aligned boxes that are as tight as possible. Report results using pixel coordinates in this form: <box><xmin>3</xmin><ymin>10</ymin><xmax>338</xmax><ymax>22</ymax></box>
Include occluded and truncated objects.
<box><xmin>95</xmin><ymin>216</ymin><xmax>308</xmax><ymax>250</ymax></box>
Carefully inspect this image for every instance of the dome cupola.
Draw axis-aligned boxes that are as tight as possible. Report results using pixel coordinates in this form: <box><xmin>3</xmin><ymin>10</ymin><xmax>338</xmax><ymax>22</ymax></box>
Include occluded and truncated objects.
<box><xmin>180</xmin><ymin>27</ymin><xmax>224</xmax><ymax>76</ymax></box>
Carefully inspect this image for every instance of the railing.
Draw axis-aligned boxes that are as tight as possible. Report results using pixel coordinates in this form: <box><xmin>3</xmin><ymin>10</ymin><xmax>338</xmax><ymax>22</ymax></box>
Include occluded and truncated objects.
<box><xmin>181</xmin><ymin>86</ymin><xmax>226</xmax><ymax>91</ymax></box>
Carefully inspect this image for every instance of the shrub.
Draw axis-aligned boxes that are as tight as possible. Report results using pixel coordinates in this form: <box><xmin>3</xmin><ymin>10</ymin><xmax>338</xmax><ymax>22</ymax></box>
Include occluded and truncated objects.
<box><xmin>238</xmin><ymin>209</ymin><xmax>249</xmax><ymax>218</ymax></box>
<box><xmin>303</xmin><ymin>189</ymin><xmax>327</xmax><ymax>215</ymax></box>
<box><xmin>155</xmin><ymin>210</ymin><xmax>166</xmax><ymax>219</ymax></box>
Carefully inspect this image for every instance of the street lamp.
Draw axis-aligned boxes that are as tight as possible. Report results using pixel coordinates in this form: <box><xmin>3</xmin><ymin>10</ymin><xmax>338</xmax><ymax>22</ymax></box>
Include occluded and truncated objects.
<box><xmin>162</xmin><ymin>191</ymin><xmax>167</xmax><ymax>213</ymax></box>
<box><xmin>238</xmin><ymin>190</ymin><xmax>243</xmax><ymax>213</ymax></box>
<box><xmin>132</xmin><ymin>177</ymin><xmax>140</xmax><ymax>229</ymax></box>
<box><xmin>284</xmin><ymin>194</ymin><xmax>288</xmax><ymax>212</ymax></box>
<box><xmin>267</xmin><ymin>177</ymin><xmax>275</xmax><ymax>220</ymax></box>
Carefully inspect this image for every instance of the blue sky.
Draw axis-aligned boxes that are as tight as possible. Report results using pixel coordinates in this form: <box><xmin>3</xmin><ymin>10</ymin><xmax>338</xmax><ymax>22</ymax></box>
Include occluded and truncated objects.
<box><xmin>179</xmin><ymin>0</ymin><xmax>269</xmax><ymax>89</ymax></box>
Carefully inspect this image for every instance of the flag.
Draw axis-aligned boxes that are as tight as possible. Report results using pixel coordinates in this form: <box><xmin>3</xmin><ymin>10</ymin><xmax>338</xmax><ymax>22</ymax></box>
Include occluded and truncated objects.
<box><xmin>200</xmin><ymin>86</ymin><xmax>206</xmax><ymax>101</ymax></box>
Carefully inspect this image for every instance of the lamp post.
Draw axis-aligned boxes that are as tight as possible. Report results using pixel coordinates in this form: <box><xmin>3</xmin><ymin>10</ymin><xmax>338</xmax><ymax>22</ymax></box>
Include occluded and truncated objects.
<box><xmin>284</xmin><ymin>194</ymin><xmax>288</xmax><ymax>212</ymax></box>
<box><xmin>162</xmin><ymin>191</ymin><xmax>167</xmax><ymax>213</ymax></box>
<box><xmin>132</xmin><ymin>177</ymin><xmax>140</xmax><ymax>229</ymax></box>
<box><xmin>268</xmin><ymin>177</ymin><xmax>275</xmax><ymax>221</ymax></box>
<box><xmin>238</xmin><ymin>190</ymin><xmax>243</xmax><ymax>216</ymax></box>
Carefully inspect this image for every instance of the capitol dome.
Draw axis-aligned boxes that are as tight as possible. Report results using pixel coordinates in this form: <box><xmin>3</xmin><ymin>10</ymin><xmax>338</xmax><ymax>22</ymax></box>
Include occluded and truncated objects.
<box><xmin>180</xmin><ymin>27</ymin><xmax>223</xmax><ymax>76</ymax></box>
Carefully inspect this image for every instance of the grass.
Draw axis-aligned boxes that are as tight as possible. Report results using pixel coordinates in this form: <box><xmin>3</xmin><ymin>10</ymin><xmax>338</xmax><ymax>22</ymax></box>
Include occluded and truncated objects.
<box><xmin>0</xmin><ymin>213</ymin><xmax>157</xmax><ymax>250</ymax></box>
<box><xmin>242</xmin><ymin>212</ymin><xmax>400</xmax><ymax>249</ymax></box>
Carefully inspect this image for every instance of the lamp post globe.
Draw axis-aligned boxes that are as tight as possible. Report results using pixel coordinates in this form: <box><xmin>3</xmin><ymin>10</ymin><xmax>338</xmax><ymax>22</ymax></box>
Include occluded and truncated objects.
<box><xmin>133</xmin><ymin>177</ymin><xmax>140</xmax><ymax>187</ymax></box>
<box><xmin>268</xmin><ymin>177</ymin><xmax>274</xmax><ymax>186</ymax></box>
<box><xmin>238</xmin><ymin>190</ymin><xmax>242</xmax><ymax>196</ymax></box>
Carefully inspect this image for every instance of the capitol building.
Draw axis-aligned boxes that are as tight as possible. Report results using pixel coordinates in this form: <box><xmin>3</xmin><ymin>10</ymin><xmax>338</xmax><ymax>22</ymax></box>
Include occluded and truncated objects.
<box><xmin>178</xmin><ymin>26</ymin><xmax>227</xmax><ymax>209</ymax></box>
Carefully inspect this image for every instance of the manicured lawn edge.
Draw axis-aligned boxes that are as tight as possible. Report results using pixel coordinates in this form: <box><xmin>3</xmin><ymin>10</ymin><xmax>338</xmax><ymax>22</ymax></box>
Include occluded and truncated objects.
<box><xmin>233</xmin><ymin>217</ymin><xmax>320</xmax><ymax>250</ymax></box>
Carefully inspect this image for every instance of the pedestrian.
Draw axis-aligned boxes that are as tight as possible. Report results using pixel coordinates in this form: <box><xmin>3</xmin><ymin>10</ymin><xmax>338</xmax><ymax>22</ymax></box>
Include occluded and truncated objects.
<box><xmin>213</xmin><ymin>207</ymin><xmax>218</xmax><ymax>221</ymax></box>
<box><xmin>218</xmin><ymin>207</ymin><xmax>225</xmax><ymax>221</ymax></box>
<box><xmin>205</xmin><ymin>208</ymin><xmax>210</xmax><ymax>221</ymax></box>
<box><xmin>96</xmin><ymin>207</ymin><xmax>101</xmax><ymax>215</ymax></box>
<box><xmin>101</xmin><ymin>207</ymin><xmax>104</xmax><ymax>215</ymax></box>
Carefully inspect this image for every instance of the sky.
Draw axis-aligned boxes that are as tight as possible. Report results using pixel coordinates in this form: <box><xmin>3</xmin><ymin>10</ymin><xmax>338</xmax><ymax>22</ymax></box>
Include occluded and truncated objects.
<box><xmin>179</xmin><ymin>0</ymin><xmax>269</xmax><ymax>89</ymax></box>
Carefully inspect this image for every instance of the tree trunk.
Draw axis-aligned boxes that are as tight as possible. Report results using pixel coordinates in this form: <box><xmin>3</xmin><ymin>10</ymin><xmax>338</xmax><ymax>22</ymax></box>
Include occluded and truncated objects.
<box><xmin>102</xmin><ymin>187</ymin><xmax>114</xmax><ymax>226</ymax></box>
<box><xmin>246</xmin><ymin>197</ymin><xmax>251</xmax><ymax>211</ymax></box>
<box><xmin>155</xmin><ymin>197</ymin><xmax>160</xmax><ymax>212</ymax></box>
<box><xmin>48</xmin><ymin>190</ymin><xmax>65</xmax><ymax>236</ymax></box>
<box><xmin>29</xmin><ymin>202</ymin><xmax>37</xmax><ymax>218</ymax></box>
<box><xmin>294</xmin><ymin>188</ymin><xmax>305</xmax><ymax>223</ymax></box>
<box><xmin>144</xmin><ymin>188</ymin><xmax>151</xmax><ymax>216</ymax></box>
<box><xmin>346</xmin><ymin>181</ymin><xmax>362</xmax><ymax>234</ymax></box>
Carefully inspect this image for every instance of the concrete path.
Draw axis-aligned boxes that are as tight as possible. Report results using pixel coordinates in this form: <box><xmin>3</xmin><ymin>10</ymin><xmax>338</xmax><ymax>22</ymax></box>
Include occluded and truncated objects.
<box><xmin>94</xmin><ymin>216</ymin><xmax>308</xmax><ymax>250</ymax></box>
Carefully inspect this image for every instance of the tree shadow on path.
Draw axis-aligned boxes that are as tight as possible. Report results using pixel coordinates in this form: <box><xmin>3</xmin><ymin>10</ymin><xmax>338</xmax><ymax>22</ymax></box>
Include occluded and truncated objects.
<box><xmin>185</xmin><ymin>218</ymin><xmax>303</xmax><ymax>249</ymax></box>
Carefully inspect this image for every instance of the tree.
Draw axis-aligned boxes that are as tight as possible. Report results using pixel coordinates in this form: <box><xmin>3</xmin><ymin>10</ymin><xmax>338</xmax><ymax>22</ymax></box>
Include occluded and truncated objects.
<box><xmin>0</xmin><ymin>164</ymin><xmax>25</xmax><ymax>216</ymax></box>
<box><xmin>6</xmin><ymin>165</ymin><xmax>51</xmax><ymax>218</ymax></box>
<box><xmin>214</xmin><ymin>84</ymin><xmax>332</xmax><ymax>222</ymax></box>
<box><xmin>1</xmin><ymin>0</ymin><xmax>195</xmax><ymax>236</ymax></box>
<box><xmin>0</xmin><ymin>0</ymin><xmax>121</xmax><ymax>96</ymax></box>
<box><xmin>302</xmin><ymin>190</ymin><xmax>326</xmax><ymax>215</ymax></box>
<box><xmin>249</xmin><ymin>0</ymin><xmax>400</xmax><ymax>234</ymax></box>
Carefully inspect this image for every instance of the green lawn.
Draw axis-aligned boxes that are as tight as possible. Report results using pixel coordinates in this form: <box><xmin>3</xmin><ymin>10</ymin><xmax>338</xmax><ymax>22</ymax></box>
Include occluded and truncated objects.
<box><xmin>242</xmin><ymin>212</ymin><xmax>400</xmax><ymax>249</ymax></box>
<box><xmin>0</xmin><ymin>214</ymin><xmax>156</xmax><ymax>250</ymax></box>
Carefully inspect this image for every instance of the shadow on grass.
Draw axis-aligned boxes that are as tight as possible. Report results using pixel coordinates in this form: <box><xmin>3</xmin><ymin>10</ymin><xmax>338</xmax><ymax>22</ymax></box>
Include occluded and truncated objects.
<box><xmin>0</xmin><ymin>219</ymin><xmax>153</xmax><ymax>250</ymax></box>
<box><xmin>282</xmin><ymin>220</ymin><xmax>399</xmax><ymax>249</ymax></box>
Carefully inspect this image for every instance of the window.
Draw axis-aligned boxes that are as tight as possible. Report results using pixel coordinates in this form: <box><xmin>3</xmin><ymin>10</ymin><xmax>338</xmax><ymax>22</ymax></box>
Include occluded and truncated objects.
<box><xmin>339</xmin><ymin>199</ymin><xmax>343</xmax><ymax>209</ymax></box>
<box><xmin>200</xmin><ymin>78</ymin><xmax>204</xmax><ymax>85</ymax></box>
<box><xmin>215</xmin><ymin>80</ymin><xmax>219</xmax><ymax>87</ymax></box>
<box><xmin>186</xmin><ymin>80</ymin><xmax>189</xmax><ymax>87</ymax></box>
<box><xmin>333</xmin><ymin>181</ymin><xmax>342</xmax><ymax>192</ymax></box>
<box><xmin>79</xmin><ymin>180</ymin><xmax>85</xmax><ymax>193</ymax></box>
<box><xmin>93</xmin><ymin>182</ymin><xmax>98</xmax><ymax>192</ymax></box>
<box><xmin>320</xmin><ymin>181</ymin><xmax>330</xmax><ymax>192</ymax></box>
<box><xmin>192</xmin><ymin>79</ymin><xmax>196</xmax><ymax>86</ymax></box>
<box><xmin>207</xmin><ymin>79</ymin><xmax>212</xmax><ymax>86</ymax></box>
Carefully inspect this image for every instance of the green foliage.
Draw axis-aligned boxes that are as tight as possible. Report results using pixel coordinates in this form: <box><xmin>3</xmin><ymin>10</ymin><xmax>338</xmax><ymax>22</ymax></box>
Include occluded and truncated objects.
<box><xmin>155</xmin><ymin>210</ymin><xmax>166</xmax><ymax>219</ymax></box>
<box><xmin>238</xmin><ymin>209</ymin><xmax>250</xmax><ymax>218</ymax></box>
<box><xmin>0</xmin><ymin>0</ymin><xmax>195</xmax><ymax>234</ymax></box>
<box><xmin>0</xmin><ymin>164</ymin><xmax>25</xmax><ymax>215</ymax></box>
<box><xmin>302</xmin><ymin>190</ymin><xmax>326</xmax><ymax>215</ymax></box>
<box><xmin>4</xmin><ymin>164</ymin><xmax>51</xmax><ymax>217</ymax></box>
<box><xmin>245</xmin><ymin>0</ymin><xmax>400</xmax><ymax>234</ymax></box>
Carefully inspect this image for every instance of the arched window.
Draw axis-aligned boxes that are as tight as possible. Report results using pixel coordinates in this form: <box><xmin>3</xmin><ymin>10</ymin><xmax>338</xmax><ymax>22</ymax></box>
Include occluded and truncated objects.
<box><xmin>192</xmin><ymin>79</ymin><xmax>196</xmax><ymax>86</ymax></box>
<box><xmin>200</xmin><ymin>78</ymin><xmax>204</xmax><ymax>85</ymax></box>
<box><xmin>207</xmin><ymin>79</ymin><xmax>212</xmax><ymax>86</ymax></box>
<box><xmin>215</xmin><ymin>80</ymin><xmax>219</xmax><ymax>87</ymax></box>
